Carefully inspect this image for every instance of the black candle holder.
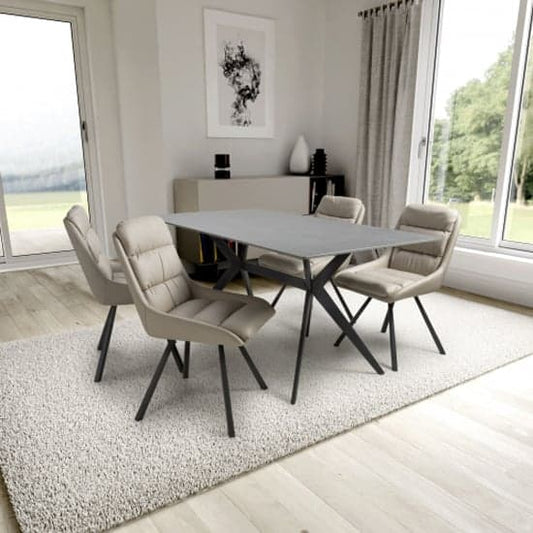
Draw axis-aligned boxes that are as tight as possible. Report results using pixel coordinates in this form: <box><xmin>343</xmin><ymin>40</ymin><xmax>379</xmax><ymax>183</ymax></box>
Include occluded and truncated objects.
<box><xmin>214</xmin><ymin>153</ymin><xmax>231</xmax><ymax>179</ymax></box>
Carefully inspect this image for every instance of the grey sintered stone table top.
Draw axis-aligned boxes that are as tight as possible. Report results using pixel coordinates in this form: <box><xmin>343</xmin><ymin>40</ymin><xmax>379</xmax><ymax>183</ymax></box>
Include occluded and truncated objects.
<box><xmin>165</xmin><ymin>209</ymin><xmax>437</xmax><ymax>259</ymax></box>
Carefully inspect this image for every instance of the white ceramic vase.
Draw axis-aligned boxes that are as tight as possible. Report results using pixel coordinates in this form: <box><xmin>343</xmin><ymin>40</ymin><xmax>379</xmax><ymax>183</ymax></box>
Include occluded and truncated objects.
<box><xmin>289</xmin><ymin>135</ymin><xmax>311</xmax><ymax>174</ymax></box>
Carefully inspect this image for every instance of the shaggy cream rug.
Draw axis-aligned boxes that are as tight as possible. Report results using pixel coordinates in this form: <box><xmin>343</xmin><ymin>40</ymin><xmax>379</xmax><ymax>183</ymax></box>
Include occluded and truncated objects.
<box><xmin>0</xmin><ymin>288</ymin><xmax>531</xmax><ymax>532</ymax></box>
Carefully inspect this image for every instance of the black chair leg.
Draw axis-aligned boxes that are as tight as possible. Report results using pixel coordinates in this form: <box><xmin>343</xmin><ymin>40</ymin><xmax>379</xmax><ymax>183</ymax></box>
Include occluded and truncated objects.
<box><xmin>271</xmin><ymin>284</ymin><xmax>286</xmax><ymax>308</ymax></box>
<box><xmin>169</xmin><ymin>340</ymin><xmax>184</xmax><ymax>372</ymax></box>
<box><xmin>94</xmin><ymin>305</ymin><xmax>117</xmax><ymax>382</ymax></box>
<box><xmin>388</xmin><ymin>303</ymin><xmax>398</xmax><ymax>371</ymax></box>
<box><xmin>135</xmin><ymin>343</ymin><xmax>172</xmax><ymax>421</ymax></box>
<box><xmin>380</xmin><ymin>312</ymin><xmax>389</xmax><ymax>333</ymax></box>
<box><xmin>97</xmin><ymin>305</ymin><xmax>115</xmax><ymax>351</ymax></box>
<box><xmin>238</xmin><ymin>346</ymin><xmax>268</xmax><ymax>390</ymax></box>
<box><xmin>414</xmin><ymin>296</ymin><xmax>446</xmax><ymax>354</ymax></box>
<box><xmin>183</xmin><ymin>341</ymin><xmax>191</xmax><ymax>379</ymax></box>
<box><xmin>334</xmin><ymin>297</ymin><xmax>372</xmax><ymax>347</ymax></box>
<box><xmin>305</xmin><ymin>296</ymin><xmax>313</xmax><ymax>337</ymax></box>
<box><xmin>218</xmin><ymin>346</ymin><xmax>235</xmax><ymax>438</ymax></box>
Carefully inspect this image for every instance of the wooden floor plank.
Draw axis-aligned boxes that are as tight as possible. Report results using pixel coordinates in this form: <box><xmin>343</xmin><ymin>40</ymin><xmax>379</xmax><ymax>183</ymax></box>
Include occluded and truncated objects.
<box><xmin>223</xmin><ymin>463</ymin><xmax>358</xmax><ymax>533</ymax></box>
<box><xmin>355</xmin><ymin>422</ymin><xmax>533</xmax><ymax>532</ymax></box>
<box><xmin>185</xmin><ymin>490</ymin><xmax>260</xmax><ymax>533</ymax></box>
<box><xmin>150</xmin><ymin>502</ymin><xmax>211</xmax><ymax>533</ymax></box>
<box><xmin>282</xmin><ymin>441</ymin><xmax>450</xmax><ymax>533</ymax></box>
<box><xmin>376</xmin><ymin>407</ymin><xmax>533</xmax><ymax>509</ymax></box>
<box><xmin>336</xmin><ymin>432</ymin><xmax>506</xmax><ymax>532</ymax></box>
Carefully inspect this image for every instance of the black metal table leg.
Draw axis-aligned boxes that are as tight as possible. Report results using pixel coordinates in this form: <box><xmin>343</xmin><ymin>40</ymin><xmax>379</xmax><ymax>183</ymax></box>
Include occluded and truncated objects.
<box><xmin>291</xmin><ymin>289</ymin><xmax>314</xmax><ymax>404</ymax></box>
<box><xmin>238</xmin><ymin>244</ymin><xmax>254</xmax><ymax>296</ymax></box>
<box><xmin>218</xmin><ymin>346</ymin><xmax>235</xmax><ymax>438</ymax></box>
<box><xmin>135</xmin><ymin>343</ymin><xmax>172</xmax><ymax>421</ymax></box>
<box><xmin>241</xmin><ymin>270</ymin><xmax>253</xmax><ymax>296</ymax></box>
<box><xmin>95</xmin><ymin>305</ymin><xmax>117</xmax><ymax>382</ymax></box>
<box><xmin>213</xmin><ymin>263</ymin><xmax>240</xmax><ymax>290</ymax></box>
<box><xmin>333</xmin><ymin>297</ymin><xmax>372</xmax><ymax>347</ymax></box>
<box><xmin>315</xmin><ymin>287</ymin><xmax>384</xmax><ymax>375</ymax></box>
<box><xmin>213</xmin><ymin>238</ymin><xmax>241</xmax><ymax>290</ymax></box>
<box><xmin>219</xmin><ymin>249</ymin><xmax>384</xmax><ymax>396</ymax></box>
<box><xmin>331</xmin><ymin>280</ymin><xmax>354</xmax><ymax>321</ymax></box>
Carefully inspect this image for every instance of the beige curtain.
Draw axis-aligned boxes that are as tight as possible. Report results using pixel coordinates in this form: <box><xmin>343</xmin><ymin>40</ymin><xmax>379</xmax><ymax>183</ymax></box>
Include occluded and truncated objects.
<box><xmin>355</xmin><ymin>1</ymin><xmax>422</xmax><ymax>228</ymax></box>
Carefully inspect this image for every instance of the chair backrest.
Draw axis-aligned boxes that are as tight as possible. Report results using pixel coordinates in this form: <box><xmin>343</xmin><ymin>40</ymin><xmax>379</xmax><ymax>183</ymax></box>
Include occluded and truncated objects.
<box><xmin>64</xmin><ymin>205</ymin><xmax>114</xmax><ymax>302</ymax></box>
<box><xmin>389</xmin><ymin>204</ymin><xmax>460</xmax><ymax>276</ymax></box>
<box><xmin>114</xmin><ymin>216</ymin><xmax>192</xmax><ymax>317</ymax></box>
<box><xmin>314</xmin><ymin>195</ymin><xmax>365</xmax><ymax>224</ymax></box>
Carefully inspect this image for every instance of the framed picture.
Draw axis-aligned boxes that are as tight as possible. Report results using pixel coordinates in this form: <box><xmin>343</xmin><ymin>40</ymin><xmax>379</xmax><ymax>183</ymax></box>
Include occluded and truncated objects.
<box><xmin>204</xmin><ymin>9</ymin><xmax>275</xmax><ymax>138</ymax></box>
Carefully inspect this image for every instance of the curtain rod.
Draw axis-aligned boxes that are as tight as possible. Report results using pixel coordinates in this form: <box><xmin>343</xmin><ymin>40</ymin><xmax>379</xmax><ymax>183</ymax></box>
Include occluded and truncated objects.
<box><xmin>358</xmin><ymin>0</ymin><xmax>414</xmax><ymax>18</ymax></box>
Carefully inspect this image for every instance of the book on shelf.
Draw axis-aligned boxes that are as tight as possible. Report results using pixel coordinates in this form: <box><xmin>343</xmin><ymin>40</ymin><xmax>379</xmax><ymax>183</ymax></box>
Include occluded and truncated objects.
<box><xmin>310</xmin><ymin>180</ymin><xmax>317</xmax><ymax>212</ymax></box>
<box><xmin>199</xmin><ymin>233</ymin><xmax>216</xmax><ymax>264</ymax></box>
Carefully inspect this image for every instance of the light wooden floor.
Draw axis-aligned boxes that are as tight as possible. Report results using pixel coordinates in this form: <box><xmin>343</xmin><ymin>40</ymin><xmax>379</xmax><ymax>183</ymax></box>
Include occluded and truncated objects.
<box><xmin>0</xmin><ymin>264</ymin><xmax>532</xmax><ymax>533</ymax></box>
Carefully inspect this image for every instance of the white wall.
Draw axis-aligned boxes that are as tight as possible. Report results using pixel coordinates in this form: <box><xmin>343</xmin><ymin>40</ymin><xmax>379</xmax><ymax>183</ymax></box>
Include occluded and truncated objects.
<box><xmin>111</xmin><ymin>0</ymin><xmax>328</xmax><ymax>217</ymax></box>
<box><xmin>111</xmin><ymin>0</ymin><xmax>168</xmax><ymax>218</ymax></box>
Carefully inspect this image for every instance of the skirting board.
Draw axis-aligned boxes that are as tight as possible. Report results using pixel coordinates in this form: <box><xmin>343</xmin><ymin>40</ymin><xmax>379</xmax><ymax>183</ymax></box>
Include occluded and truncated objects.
<box><xmin>445</xmin><ymin>247</ymin><xmax>533</xmax><ymax>308</ymax></box>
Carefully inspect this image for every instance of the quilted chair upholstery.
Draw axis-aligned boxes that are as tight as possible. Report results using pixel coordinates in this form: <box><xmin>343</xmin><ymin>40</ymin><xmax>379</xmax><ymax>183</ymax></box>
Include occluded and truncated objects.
<box><xmin>333</xmin><ymin>204</ymin><xmax>460</xmax><ymax>371</ymax></box>
<box><xmin>114</xmin><ymin>216</ymin><xmax>275</xmax><ymax>437</ymax></box>
<box><xmin>64</xmin><ymin>205</ymin><xmax>131</xmax><ymax>306</ymax></box>
<box><xmin>64</xmin><ymin>205</ymin><xmax>132</xmax><ymax>382</ymax></box>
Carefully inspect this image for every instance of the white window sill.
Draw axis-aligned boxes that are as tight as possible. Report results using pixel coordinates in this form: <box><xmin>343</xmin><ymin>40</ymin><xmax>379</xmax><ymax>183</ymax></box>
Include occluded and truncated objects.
<box><xmin>445</xmin><ymin>246</ymin><xmax>533</xmax><ymax>308</ymax></box>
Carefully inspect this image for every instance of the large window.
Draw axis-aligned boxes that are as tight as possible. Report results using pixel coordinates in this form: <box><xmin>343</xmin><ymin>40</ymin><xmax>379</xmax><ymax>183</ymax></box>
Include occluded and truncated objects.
<box><xmin>425</xmin><ymin>0</ymin><xmax>533</xmax><ymax>252</ymax></box>
<box><xmin>0</xmin><ymin>6</ymin><xmax>92</xmax><ymax>263</ymax></box>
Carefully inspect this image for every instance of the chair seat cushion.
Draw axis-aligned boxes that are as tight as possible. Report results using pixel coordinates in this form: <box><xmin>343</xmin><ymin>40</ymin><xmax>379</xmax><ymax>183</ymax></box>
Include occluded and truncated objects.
<box><xmin>258</xmin><ymin>252</ymin><xmax>334</xmax><ymax>278</ymax></box>
<box><xmin>335</xmin><ymin>267</ymin><xmax>423</xmax><ymax>301</ymax></box>
<box><xmin>169</xmin><ymin>297</ymin><xmax>274</xmax><ymax>343</ymax></box>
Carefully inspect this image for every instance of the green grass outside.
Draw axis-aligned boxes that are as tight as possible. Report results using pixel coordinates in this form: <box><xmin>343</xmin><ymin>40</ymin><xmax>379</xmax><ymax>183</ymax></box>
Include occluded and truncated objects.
<box><xmin>3</xmin><ymin>192</ymin><xmax>533</xmax><ymax>245</ymax></box>
<box><xmin>5</xmin><ymin>191</ymin><xmax>88</xmax><ymax>230</ymax></box>
<box><xmin>431</xmin><ymin>200</ymin><xmax>533</xmax><ymax>244</ymax></box>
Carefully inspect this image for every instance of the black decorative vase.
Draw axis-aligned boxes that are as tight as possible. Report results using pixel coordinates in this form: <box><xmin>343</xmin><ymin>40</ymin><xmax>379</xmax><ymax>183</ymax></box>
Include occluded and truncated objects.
<box><xmin>311</xmin><ymin>149</ymin><xmax>327</xmax><ymax>176</ymax></box>
<box><xmin>214</xmin><ymin>154</ymin><xmax>231</xmax><ymax>179</ymax></box>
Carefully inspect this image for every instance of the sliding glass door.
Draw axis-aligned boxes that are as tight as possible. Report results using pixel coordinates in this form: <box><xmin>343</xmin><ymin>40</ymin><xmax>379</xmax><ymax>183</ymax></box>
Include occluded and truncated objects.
<box><xmin>0</xmin><ymin>9</ymin><xmax>90</xmax><ymax>260</ymax></box>
<box><xmin>424</xmin><ymin>0</ymin><xmax>533</xmax><ymax>253</ymax></box>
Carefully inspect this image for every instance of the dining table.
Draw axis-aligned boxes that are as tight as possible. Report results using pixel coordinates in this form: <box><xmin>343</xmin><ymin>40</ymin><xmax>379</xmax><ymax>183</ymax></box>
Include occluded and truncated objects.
<box><xmin>165</xmin><ymin>209</ymin><xmax>437</xmax><ymax>403</ymax></box>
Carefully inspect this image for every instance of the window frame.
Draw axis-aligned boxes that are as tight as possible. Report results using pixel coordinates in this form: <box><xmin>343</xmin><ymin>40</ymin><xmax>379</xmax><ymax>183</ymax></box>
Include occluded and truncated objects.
<box><xmin>416</xmin><ymin>0</ymin><xmax>533</xmax><ymax>258</ymax></box>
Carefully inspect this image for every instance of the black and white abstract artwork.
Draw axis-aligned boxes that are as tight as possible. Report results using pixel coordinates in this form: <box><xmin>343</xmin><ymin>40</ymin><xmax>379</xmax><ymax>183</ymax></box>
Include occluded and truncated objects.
<box><xmin>204</xmin><ymin>10</ymin><xmax>275</xmax><ymax>138</ymax></box>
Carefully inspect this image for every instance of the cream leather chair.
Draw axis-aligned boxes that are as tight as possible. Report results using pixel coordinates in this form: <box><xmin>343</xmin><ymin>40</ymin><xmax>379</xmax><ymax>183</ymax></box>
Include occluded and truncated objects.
<box><xmin>333</xmin><ymin>204</ymin><xmax>460</xmax><ymax>371</ymax></box>
<box><xmin>258</xmin><ymin>195</ymin><xmax>365</xmax><ymax>333</ymax></box>
<box><xmin>113</xmin><ymin>216</ymin><xmax>275</xmax><ymax>438</ymax></box>
<box><xmin>64</xmin><ymin>206</ymin><xmax>132</xmax><ymax>382</ymax></box>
